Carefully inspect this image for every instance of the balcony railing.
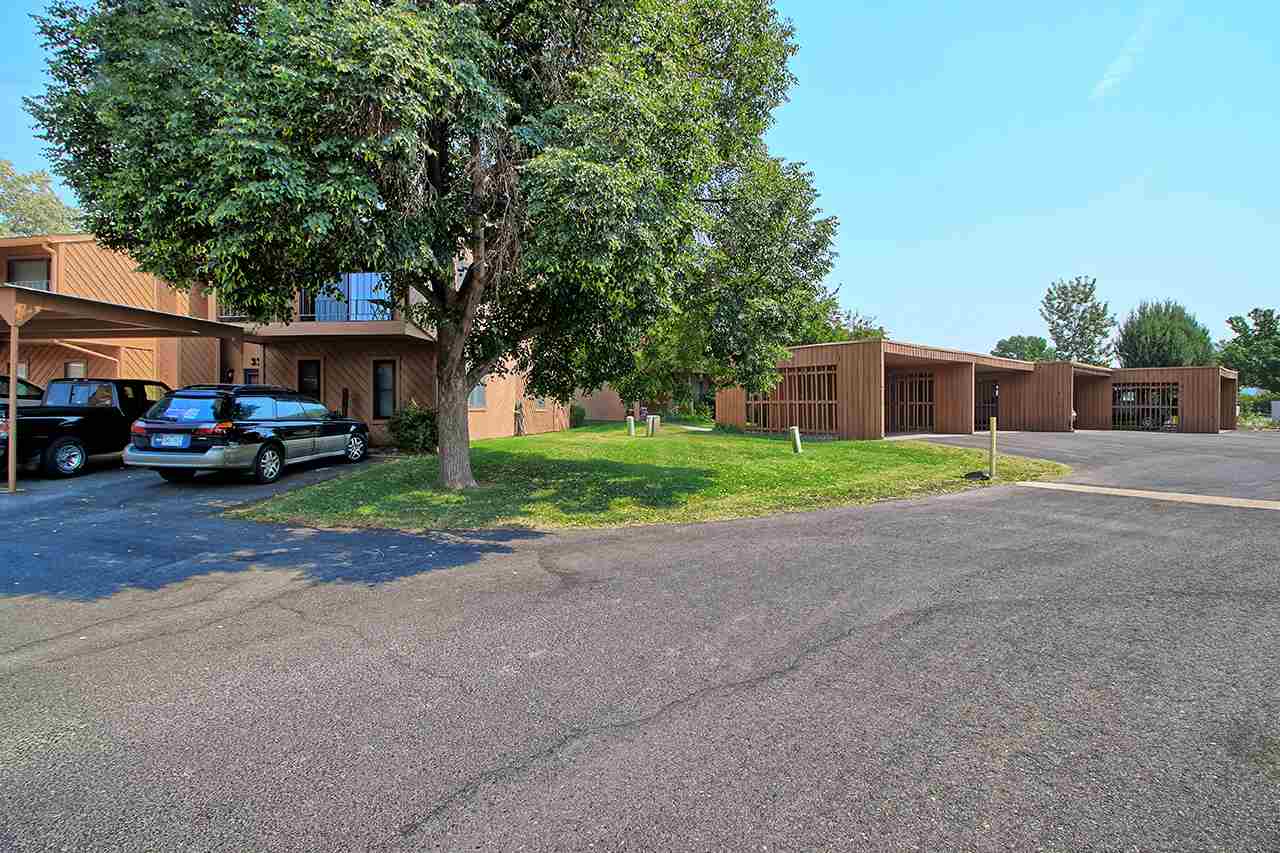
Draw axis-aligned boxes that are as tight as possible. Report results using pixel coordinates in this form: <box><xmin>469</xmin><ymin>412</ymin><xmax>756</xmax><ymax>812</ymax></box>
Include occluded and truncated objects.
<box><xmin>299</xmin><ymin>298</ymin><xmax>393</xmax><ymax>322</ymax></box>
<box><xmin>299</xmin><ymin>273</ymin><xmax>392</xmax><ymax>322</ymax></box>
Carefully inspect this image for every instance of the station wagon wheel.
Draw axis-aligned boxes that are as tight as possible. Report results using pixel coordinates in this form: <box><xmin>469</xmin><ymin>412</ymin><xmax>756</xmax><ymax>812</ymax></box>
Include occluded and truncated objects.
<box><xmin>253</xmin><ymin>444</ymin><xmax>284</xmax><ymax>484</ymax></box>
<box><xmin>43</xmin><ymin>437</ymin><xmax>87</xmax><ymax>477</ymax></box>
<box><xmin>344</xmin><ymin>433</ymin><xmax>367</xmax><ymax>463</ymax></box>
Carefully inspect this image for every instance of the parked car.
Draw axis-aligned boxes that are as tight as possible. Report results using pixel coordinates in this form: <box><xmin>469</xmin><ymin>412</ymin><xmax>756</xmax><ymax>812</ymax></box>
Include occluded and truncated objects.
<box><xmin>0</xmin><ymin>375</ymin><xmax>45</xmax><ymax>408</ymax></box>
<box><xmin>0</xmin><ymin>378</ymin><xmax>171</xmax><ymax>476</ymax></box>
<box><xmin>124</xmin><ymin>384</ymin><xmax>370</xmax><ymax>484</ymax></box>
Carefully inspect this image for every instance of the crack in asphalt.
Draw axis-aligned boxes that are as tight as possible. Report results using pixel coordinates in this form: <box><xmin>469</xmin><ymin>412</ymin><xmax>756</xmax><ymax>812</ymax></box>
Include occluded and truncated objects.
<box><xmin>386</xmin><ymin>584</ymin><xmax>1280</xmax><ymax>843</ymax></box>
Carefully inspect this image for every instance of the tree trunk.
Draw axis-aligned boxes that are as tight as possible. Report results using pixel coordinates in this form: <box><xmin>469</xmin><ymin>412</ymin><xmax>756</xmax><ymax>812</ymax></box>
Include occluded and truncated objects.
<box><xmin>435</xmin><ymin>353</ymin><xmax>478</xmax><ymax>490</ymax></box>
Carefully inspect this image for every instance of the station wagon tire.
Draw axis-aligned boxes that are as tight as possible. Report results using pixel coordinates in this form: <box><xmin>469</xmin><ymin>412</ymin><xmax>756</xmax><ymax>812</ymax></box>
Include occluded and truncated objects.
<box><xmin>344</xmin><ymin>433</ymin><xmax>368</xmax><ymax>463</ymax></box>
<box><xmin>253</xmin><ymin>443</ymin><xmax>285</xmax><ymax>484</ymax></box>
<box><xmin>43</xmin><ymin>437</ymin><xmax>87</xmax><ymax>477</ymax></box>
<box><xmin>158</xmin><ymin>469</ymin><xmax>197</xmax><ymax>483</ymax></box>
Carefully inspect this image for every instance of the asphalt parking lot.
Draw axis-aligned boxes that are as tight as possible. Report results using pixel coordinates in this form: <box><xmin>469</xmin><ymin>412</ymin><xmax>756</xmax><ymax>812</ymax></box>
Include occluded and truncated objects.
<box><xmin>2</xmin><ymin>431</ymin><xmax>1279</xmax><ymax>851</ymax></box>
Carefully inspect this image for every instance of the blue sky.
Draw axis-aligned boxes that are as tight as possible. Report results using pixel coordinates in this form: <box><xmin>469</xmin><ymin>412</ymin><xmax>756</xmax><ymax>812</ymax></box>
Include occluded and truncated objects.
<box><xmin>3</xmin><ymin>1</ymin><xmax>1276</xmax><ymax>353</ymax></box>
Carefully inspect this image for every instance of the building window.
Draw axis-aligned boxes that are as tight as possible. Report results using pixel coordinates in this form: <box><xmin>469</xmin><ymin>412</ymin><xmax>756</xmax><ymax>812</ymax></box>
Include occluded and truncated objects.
<box><xmin>6</xmin><ymin>258</ymin><xmax>51</xmax><ymax>291</ymax></box>
<box><xmin>468</xmin><ymin>382</ymin><xmax>486</xmax><ymax>409</ymax></box>
<box><xmin>65</xmin><ymin>360</ymin><xmax>87</xmax><ymax>379</ymax></box>
<box><xmin>297</xmin><ymin>359</ymin><xmax>321</xmax><ymax>399</ymax></box>
<box><xmin>373</xmin><ymin>360</ymin><xmax>397</xmax><ymax>419</ymax></box>
<box><xmin>15</xmin><ymin>361</ymin><xmax>28</xmax><ymax>380</ymax></box>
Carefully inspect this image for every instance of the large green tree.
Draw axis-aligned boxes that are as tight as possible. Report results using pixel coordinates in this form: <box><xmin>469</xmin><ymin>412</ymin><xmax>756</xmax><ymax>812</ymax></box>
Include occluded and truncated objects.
<box><xmin>1039</xmin><ymin>276</ymin><xmax>1116</xmax><ymax>365</ymax></box>
<box><xmin>614</xmin><ymin>154</ymin><xmax>840</xmax><ymax>409</ymax></box>
<box><xmin>991</xmin><ymin>335</ymin><xmax>1057</xmax><ymax>362</ymax></box>
<box><xmin>1219</xmin><ymin>308</ymin><xmax>1280</xmax><ymax>392</ymax></box>
<box><xmin>0</xmin><ymin>158</ymin><xmax>80</xmax><ymax>236</ymax></box>
<box><xmin>1114</xmin><ymin>300</ymin><xmax>1215</xmax><ymax>368</ymax></box>
<box><xmin>31</xmin><ymin>0</ymin><xmax>803</xmax><ymax>488</ymax></box>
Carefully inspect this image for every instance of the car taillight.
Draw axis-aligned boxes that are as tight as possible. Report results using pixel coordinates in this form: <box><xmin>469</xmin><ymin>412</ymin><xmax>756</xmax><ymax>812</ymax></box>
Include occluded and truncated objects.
<box><xmin>194</xmin><ymin>421</ymin><xmax>235</xmax><ymax>437</ymax></box>
<box><xmin>131</xmin><ymin>421</ymin><xmax>147</xmax><ymax>435</ymax></box>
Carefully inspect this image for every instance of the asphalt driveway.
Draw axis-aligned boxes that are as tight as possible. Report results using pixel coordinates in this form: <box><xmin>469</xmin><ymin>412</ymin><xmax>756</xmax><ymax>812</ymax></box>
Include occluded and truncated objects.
<box><xmin>3</xmin><ymin>432</ymin><xmax>1279</xmax><ymax>851</ymax></box>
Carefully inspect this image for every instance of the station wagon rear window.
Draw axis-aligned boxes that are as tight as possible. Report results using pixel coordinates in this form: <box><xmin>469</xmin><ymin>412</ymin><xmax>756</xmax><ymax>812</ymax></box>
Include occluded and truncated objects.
<box><xmin>146</xmin><ymin>395</ymin><xmax>229</xmax><ymax>422</ymax></box>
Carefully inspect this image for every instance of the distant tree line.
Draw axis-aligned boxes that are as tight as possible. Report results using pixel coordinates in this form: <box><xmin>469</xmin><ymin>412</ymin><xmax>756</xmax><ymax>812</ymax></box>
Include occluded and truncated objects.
<box><xmin>992</xmin><ymin>276</ymin><xmax>1277</xmax><ymax>393</ymax></box>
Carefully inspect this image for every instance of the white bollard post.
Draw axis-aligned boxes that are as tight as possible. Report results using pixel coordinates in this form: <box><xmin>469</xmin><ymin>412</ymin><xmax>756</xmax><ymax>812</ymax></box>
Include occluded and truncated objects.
<box><xmin>646</xmin><ymin>415</ymin><xmax>656</xmax><ymax>437</ymax></box>
<box><xmin>790</xmin><ymin>425</ymin><xmax>802</xmax><ymax>453</ymax></box>
<box><xmin>626</xmin><ymin>415</ymin><xmax>636</xmax><ymax>437</ymax></box>
<box><xmin>652</xmin><ymin>415</ymin><xmax>660</xmax><ymax>433</ymax></box>
<box><xmin>988</xmin><ymin>416</ymin><xmax>997</xmax><ymax>479</ymax></box>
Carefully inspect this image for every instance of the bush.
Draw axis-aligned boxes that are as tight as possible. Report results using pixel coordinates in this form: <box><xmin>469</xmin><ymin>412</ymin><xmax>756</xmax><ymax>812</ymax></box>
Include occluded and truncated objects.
<box><xmin>570</xmin><ymin>403</ymin><xmax>587</xmax><ymax>428</ymax></box>
<box><xmin>386</xmin><ymin>401</ymin><xmax>438</xmax><ymax>453</ymax></box>
<box><xmin>1239</xmin><ymin>390</ymin><xmax>1279</xmax><ymax>416</ymax></box>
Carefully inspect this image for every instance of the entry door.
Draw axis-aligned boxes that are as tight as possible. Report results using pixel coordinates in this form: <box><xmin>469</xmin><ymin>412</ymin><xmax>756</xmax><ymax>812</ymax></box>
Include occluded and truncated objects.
<box><xmin>297</xmin><ymin>360</ymin><xmax>321</xmax><ymax>399</ymax></box>
<box><xmin>885</xmin><ymin>371</ymin><xmax>935</xmax><ymax>433</ymax></box>
<box><xmin>975</xmin><ymin>380</ymin><xmax>999</xmax><ymax>430</ymax></box>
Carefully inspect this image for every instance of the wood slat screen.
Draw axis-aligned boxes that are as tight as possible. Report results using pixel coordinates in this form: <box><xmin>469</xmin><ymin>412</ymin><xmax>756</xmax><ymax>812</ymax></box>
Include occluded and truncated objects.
<box><xmin>975</xmin><ymin>380</ymin><xmax>999</xmax><ymax>430</ymax></box>
<box><xmin>746</xmin><ymin>364</ymin><xmax>839</xmax><ymax>435</ymax></box>
<box><xmin>886</xmin><ymin>370</ymin><xmax>935</xmax><ymax>433</ymax></box>
<box><xmin>1113</xmin><ymin>382</ymin><xmax>1179</xmax><ymax>431</ymax></box>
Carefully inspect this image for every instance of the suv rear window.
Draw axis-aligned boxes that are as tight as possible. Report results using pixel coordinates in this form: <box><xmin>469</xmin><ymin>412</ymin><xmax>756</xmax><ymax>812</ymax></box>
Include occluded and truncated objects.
<box><xmin>146</xmin><ymin>395</ymin><xmax>229</xmax><ymax>422</ymax></box>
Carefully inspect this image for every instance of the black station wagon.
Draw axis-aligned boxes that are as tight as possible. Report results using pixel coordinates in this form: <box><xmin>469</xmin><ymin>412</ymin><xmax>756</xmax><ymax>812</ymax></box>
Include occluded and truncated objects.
<box><xmin>124</xmin><ymin>385</ymin><xmax>370</xmax><ymax>484</ymax></box>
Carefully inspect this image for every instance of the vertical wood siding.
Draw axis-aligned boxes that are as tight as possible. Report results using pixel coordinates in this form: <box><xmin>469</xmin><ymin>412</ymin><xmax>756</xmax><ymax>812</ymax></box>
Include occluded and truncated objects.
<box><xmin>715</xmin><ymin>340</ymin><xmax>884</xmax><ymax>439</ymax></box>
<box><xmin>997</xmin><ymin>363</ymin><xmax>1075</xmax><ymax>431</ymax></box>
<box><xmin>1220</xmin><ymin>377</ymin><xmax>1238</xmax><ymax>430</ymax></box>
<box><xmin>1073</xmin><ymin>375</ymin><xmax>1112</xmax><ymax>430</ymax></box>
<box><xmin>1111</xmin><ymin>367</ymin><xmax>1222</xmax><ymax>433</ymax></box>
<box><xmin>935</xmin><ymin>362</ymin><xmax>976</xmax><ymax>434</ymax></box>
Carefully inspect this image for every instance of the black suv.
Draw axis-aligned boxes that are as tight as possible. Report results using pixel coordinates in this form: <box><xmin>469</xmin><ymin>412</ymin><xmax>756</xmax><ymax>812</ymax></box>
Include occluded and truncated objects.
<box><xmin>124</xmin><ymin>385</ymin><xmax>370</xmax><ymax>484</ymax></box>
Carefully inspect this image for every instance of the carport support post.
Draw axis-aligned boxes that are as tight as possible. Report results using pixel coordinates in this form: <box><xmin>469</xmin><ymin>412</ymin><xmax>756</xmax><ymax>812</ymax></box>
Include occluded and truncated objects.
<box><xmin>988</xmin><ymin>417</ymin><xmax>997</xmax><ymax>480</ymax></box>
<box><xmin>7</xmin><ymin>320</ymin><xmax>18</xmax><ymax>494</ymax></box>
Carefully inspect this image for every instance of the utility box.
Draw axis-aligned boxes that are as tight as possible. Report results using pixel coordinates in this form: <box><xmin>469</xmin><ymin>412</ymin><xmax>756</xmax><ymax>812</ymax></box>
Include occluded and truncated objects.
<box><xmin>1272</xmin><ymin>401</ymin><xmax>1280</xmax><ymax>422</ymax></box>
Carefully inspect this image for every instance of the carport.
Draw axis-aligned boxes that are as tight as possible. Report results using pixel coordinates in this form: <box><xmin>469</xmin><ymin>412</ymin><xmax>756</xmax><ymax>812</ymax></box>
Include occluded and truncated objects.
<box><xmin>1</xmin><ymin>283</ymin><xmax>244</xmax><ymax>494</ymax></box>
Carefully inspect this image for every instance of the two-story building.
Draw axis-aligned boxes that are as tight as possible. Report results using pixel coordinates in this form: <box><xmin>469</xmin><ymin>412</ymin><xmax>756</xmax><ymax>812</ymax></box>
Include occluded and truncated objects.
<box><xmin>2</xmin><ymin>234</ymin><xmax>569</xmax><ymax>444</ymax></box>
<box><xmin>0</xmin><ymin>234</ymin><xmax>221</xmax><ymax>388</ymax></box>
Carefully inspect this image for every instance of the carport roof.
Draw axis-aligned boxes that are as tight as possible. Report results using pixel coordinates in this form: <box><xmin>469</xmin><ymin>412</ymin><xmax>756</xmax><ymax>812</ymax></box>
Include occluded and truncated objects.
<box><xmin>0</xmin><ymin>283</ymin><xmax>244</xmax><ymax>341</ymax></box>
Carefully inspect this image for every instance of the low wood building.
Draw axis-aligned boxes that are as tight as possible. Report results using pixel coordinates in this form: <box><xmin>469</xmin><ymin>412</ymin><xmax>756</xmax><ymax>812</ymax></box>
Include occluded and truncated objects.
<box><xmin>716</xmin><ymin>339</ymin><xmax>1238</xmax><ymax>439</ymax></box>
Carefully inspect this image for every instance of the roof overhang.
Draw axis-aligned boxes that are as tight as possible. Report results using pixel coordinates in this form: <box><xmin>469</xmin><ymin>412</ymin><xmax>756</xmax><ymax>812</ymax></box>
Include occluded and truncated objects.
<box><xmin>883</xmin><ymin>340</ymin><xmax>1035</xmax><ymax>373</ymax></box>
<box><xmin>0</xmin><ymin>284</ymin><xmax>244</xmax><ymax>342</ymax></box>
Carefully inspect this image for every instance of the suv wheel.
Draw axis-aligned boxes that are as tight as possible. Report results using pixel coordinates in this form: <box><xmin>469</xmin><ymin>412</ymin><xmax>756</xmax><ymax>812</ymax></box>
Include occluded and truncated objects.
<box><xmin>43</xmin><ymin>437</ymin><xmax>87</xmax><ymax>477</ymax></box>
<box><xmin>344</xmin><ymin>433</ymin><xmax>368</xmax><ymax>463</ymax></box>
<box><xmin>253</xmin><ymin>444</ymin><xmax>284</xmax><ymax>484</ymax></box>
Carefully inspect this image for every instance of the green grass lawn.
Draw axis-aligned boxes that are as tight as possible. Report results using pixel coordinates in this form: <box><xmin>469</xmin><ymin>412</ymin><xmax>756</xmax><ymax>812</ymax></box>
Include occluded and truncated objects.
<box><xmin>235</xmin><ymin>424</ymin><xmax>1068</xmax><ymax>530</ymax></box>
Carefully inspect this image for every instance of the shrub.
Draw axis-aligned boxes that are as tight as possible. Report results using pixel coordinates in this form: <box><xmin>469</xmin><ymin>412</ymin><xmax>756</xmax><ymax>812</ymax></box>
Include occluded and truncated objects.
<box><xmin>1239</xmin><ymin>390</ymin><xmax>1280</xmax><ymax>416</ymax></box>
<box><xmin>386</xmin><ymin>400</ymin><xmax>438</xmax><ymax>454</ymax></box>
<box><xmin>570</xmin><ymin>403</ymin><xmax>587</xmax><ymax>428</ymax></box>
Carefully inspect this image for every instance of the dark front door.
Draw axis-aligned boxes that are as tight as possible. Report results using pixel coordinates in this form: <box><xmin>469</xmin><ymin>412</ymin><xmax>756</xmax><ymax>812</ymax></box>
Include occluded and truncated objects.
<box><xmin>297</xmin><ymin>360</ymin><xmax>321</xmax><ymax>399</ymax></box>
<box><xmin>975</xmin><ymin>380</ymin><xmax>999</xmax><ymax>430</ymax></box>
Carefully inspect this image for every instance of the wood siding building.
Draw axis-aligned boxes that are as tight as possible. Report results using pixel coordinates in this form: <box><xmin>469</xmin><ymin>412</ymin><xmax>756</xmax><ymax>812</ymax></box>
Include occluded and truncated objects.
<box><xmin>1</xmin><ymin>234</ymin><xmax>225</xmax><ymax>389</ymax></box>
<box><xmin>716</xmin><ymin>339</ymin><xmax>1239</xmax><ymax>439</ymax></box>
<box><xmin>4</xmin><ymin>234</ymin><xmax>570</xmax><ymax>446</ymax></box>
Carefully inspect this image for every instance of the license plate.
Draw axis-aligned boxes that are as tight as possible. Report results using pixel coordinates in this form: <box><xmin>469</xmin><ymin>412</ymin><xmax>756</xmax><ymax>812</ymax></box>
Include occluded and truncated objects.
<box><xmin>152</xmin><ymin>434</ymin><xmax>190</xmax><ymax>449</ymax></box>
